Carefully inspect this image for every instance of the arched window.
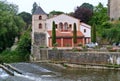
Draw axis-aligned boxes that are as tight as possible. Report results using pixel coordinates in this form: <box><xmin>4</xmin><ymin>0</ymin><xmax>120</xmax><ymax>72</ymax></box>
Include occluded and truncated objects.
<box><xmin>39</xmin><ymin>15</ymin><xmax>42</xmax><ymax>20</ymax></box>
<box><xmin>39</xmin><ymin>23</ymin><xmax>42</xmax><ymax>29</ymax></box>
<box><xmin>64</xmin><ymin>22</ymin><xmax>68</xmax><ymax>31</ymax></box>
<box><xmin>69</xmin><ymin>24</ymin><xmax>72</xmax><ymax>31</ymax></box>
<box><xmin>84</xmin><ymin>29</ymin><xmax>86</xmax><ymax>33</ymax></box>
<box><xmin>59</xmin><ymin>22</ymin><xmax>63</xmax><ymax>31</ymax></box>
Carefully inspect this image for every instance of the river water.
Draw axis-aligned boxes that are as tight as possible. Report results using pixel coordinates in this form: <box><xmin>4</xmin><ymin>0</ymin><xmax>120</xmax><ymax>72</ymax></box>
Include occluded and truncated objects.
<box><xmin>0</xmin><ymin>63</ymin><xmax>120</xmax><ymax>81</ymax></box>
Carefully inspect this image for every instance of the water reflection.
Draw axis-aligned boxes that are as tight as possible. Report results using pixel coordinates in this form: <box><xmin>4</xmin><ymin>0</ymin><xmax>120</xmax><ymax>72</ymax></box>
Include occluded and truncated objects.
<box><xmin>0</xmin><ymin>63</ymin><xmax>120</xmax><ymax>81</ymax></box>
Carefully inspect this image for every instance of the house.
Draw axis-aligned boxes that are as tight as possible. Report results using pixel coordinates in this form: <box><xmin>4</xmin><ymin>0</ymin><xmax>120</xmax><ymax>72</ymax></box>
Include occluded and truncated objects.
<box><xmin>32</xmin><ymin>6</ymin><xmax>91</xmax><ymax>48</ymax></box>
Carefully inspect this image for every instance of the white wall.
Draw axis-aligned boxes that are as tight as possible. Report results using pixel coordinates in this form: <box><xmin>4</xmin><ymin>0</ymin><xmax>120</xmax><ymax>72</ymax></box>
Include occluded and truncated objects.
<box><xmin>46</xmin><ymin>14</ymin><xmax>80</xmax><ymax>31</ymax></box>
<box><xmin>80</xmin><ymin>23</ymin><xmax>91</xmax><ymax>37</ymax></box>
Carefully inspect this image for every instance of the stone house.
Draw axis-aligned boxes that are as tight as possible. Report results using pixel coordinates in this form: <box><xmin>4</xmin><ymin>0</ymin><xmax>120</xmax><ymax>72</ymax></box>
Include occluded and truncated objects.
<box><xmin>32</xmin><ymin>6</ymin><xmax>91</xmax><ymax>48</ymax></box>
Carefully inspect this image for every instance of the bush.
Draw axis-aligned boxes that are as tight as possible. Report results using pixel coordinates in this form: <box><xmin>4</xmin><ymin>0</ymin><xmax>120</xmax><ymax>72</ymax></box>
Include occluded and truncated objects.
<box><xmin>0</xmin><ymin>50</ymin><xmax>24</xmax><ymax>63</ymax></box>
<box><xmin>16</xmin><ymin>29</ymin><xmax>31</xmax><ymax>61</ymax></box>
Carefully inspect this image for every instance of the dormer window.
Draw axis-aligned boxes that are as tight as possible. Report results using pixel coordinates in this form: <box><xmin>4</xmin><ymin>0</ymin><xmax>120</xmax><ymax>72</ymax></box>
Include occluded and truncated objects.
<box><xmin>39</xmin><ymin>15</ymin><xmax>42</xmax><ymax>20</ymax></box>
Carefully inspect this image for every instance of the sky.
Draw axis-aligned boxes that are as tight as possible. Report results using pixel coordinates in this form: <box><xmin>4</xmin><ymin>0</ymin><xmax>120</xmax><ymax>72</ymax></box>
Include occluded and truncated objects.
<box><xmin>6</xmin><ymin>0</ymin><xmax>107</xmax><ymax>14</ymax></box>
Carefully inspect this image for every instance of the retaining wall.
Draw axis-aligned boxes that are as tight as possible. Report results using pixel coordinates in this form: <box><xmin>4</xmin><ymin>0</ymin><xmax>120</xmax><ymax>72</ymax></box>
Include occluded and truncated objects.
<box><xmin>48</xmin><ymin>50</ymin><xmax>120</xmax><ymax>65</ymax></box>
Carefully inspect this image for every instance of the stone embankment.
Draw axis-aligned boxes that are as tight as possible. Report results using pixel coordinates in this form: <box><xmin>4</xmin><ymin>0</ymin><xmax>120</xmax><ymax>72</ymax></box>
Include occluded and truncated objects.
<box><xmin>31</xmin><ymin>49</ymin><xmax>120</xmax><ymax>69</ymax></box>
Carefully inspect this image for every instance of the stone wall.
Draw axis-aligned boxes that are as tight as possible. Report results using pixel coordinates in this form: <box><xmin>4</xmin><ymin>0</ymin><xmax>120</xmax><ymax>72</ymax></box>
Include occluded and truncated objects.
<box><xmin>48</xmin><ymin>50</ymin><xmax>120</xmax><ymax>65</ymax></box>
<box><xmin>34</xmin><ymin>32</ymin><xmax>46</xmax><ymax>46</ymax></box>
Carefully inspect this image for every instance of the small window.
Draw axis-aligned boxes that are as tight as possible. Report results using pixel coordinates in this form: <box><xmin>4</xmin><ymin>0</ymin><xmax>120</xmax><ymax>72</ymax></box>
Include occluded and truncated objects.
<box><xmin>84</xmin><ymin>29</ymin><xmax>86</xmax><ymax>33</ymax></box>
<box><xmin>39</xmin><ymin>23</ymin><xmax>42</xmax><ymax>29</ymax></box>
<box><xmin>39</xmin><ymin>15</ymin><xmax>42</xmax><ymax>20</ymax></box>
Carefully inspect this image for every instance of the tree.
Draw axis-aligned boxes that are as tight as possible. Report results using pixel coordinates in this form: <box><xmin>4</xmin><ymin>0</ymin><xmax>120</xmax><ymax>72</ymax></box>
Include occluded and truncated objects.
<box><xmin>91</xmin><ymin>24</ymin><xmax>96</xmax><ymax>43</ymax></box>
<box><xmin>73</xmin><ymin>3</ymin><xmax>93</xmax><ymax>23</ymax></box>
<box><xmin>89</xmin><ymin>3</ymin><xmax>109</xmax><ymax>26</ymax></box>
<box><xmin>17</xmin><ymin>28</ymin><xmax>31</xmax><ymax>61</ymax></box>
<box><xmin>49</xmin><ymin>10</ymin><xmax>64</xmax><ymax>17</ymax></box>
<box><xmin>0</xmin><ymin>1</ymin><xmax>25</xmax><ymax>52</ymax></box>
<box><xmin>18</xmin><ymin>12</ymin><xmax>32</xmax><ymax>30</ymax></box>
<box><xmin>52</xmin><ymin>21</ymin><xmax>56</xmax><ymax>46</ymax></box>
<box><xmin>73</xmin><ymin>23</ymin><xmax>77</xmax><ymax>44</ymax></box>
<box><xmin>88</xmin><ymin>3</ymin><xmax>109</xmax><ymax>43</ymax></box>
<box><xmin>105</xmin><ymin>22</ymin><xmax>120</xmax><ymax>44</ymax></box>
<box><xmin>31</xmin><ymin>2</ymin><xmax>38</xmax><ymax>14</ymax></box>
<box><xmin>80</xmin><ymin>3</ymin><xmax>94</xmax><ymax>11</ymax></box>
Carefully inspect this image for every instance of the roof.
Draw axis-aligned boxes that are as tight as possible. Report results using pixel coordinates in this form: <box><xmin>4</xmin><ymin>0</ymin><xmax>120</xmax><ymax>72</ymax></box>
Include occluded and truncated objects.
<box><xmin>47</xmin><ymin>14</ymin><xmax>81</xmax><ymax>22</ymax></box>
<box><xmin>80</xmin><ymin>22</ymin><xmax>91</xmax><ymax>29</ymax></box>
<box><xmin>33</xmin><ymin>6</ymin><xmax>47</xmax><ymax>15</ymax></box>
<box><xmin>47</xmin><ymin>30</ymin><xmax>84</xmax><ymax>37</ymax></box>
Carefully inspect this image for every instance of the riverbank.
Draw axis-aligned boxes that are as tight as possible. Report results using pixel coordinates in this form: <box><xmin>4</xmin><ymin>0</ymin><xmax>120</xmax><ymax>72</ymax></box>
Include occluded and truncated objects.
<box><xmin>33</xmin><ymin>61</ymin><xmax>120</xmax><ymax>71</ymax></box>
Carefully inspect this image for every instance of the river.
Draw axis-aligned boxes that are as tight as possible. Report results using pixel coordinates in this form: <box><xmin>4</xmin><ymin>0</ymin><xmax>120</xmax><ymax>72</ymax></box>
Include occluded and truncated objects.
<box><xmin>0</xmin><ymin>62</ymin><xmax>120</xmax><ymax>81</ymax></box>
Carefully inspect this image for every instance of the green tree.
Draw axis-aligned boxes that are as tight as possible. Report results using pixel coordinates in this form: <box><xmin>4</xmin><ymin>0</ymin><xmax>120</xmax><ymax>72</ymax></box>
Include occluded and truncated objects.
<box><xmin>92</xmin><ymin>24</ymin><xmax>96</xmax><ymax>43</ymax></box>
<box><xmin>18</xmin><ymin>12</ymin><xmax>32</xmax><ymax>30</ymax></box>
<box><xmin>73</xmin><ymin>23</ymin><xmax>77</xmax><ymax>44</ymax></box>
<box><xmin>106</xmin><ymin>22</ymin><xmax>120</xmax><ymax>44</ymax></box>
<box><xmin>49</xmin><ymin>10</ymin><xmax>64</xmax><ymax>17</ymax></box>
<box><xmin>52</xmin><ymin>21</ymin><xmax>56</xmax><ymax>46</ymax></box>
<box><xmin>31</xmin><ymin>2</ymin><xmax>38</xmax><ymax>14</ymax></box>
<box><xmin>80</xmin><ymin>3</ymin><xmax>94</xmax><ymax>11</ymax></box>
<box><xmin>0</xmin><ymin>1</ymin><xmax>25</xmax><ymax>52</ymax></box>
<box><xmin>88</xmin><ymin>3</ymin><xmax>109</xmax><ymax>43</ymax></box>
<box><xmin>17</xmin><ymin>28</ymin><xmax>31</xmax><ymax>61</ymax></box>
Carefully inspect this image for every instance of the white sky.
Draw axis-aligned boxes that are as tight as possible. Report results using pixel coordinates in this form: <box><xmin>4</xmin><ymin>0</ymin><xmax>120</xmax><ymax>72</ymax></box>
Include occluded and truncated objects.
<box><xmin>6</xmin><ymin>0</ymin><xmax>107</xmax><ymax>14</ymax></box>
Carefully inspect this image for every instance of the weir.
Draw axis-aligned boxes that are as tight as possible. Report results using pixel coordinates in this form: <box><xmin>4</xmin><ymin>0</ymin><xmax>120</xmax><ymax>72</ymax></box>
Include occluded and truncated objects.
<box><xmin>0</xmin><ymin>64</ymin><xmax>14</xmax><ymax>76</ymax></box>
<box><xmin>1</xmin><ymin>62</ymin><xmax>120</xmax><ymax>81</ymax></box>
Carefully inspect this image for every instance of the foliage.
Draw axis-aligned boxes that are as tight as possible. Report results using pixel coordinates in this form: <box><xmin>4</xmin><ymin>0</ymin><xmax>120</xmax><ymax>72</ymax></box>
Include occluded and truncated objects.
<box><xmin>49</xmin><ymin>10</ymin><xmax>64</xmax><ymax>16</ymax></box>
<box><xmin>31</xmin><ymin>2</ymin><xmax>38</xmax><ymax>14</ymax></box>
<box><xmin>88</xmin><ymin>3</ymin><xmax>109</xmax><ymax>44</ymax></box>
<box><xmin>73</xmin><ymin>23</ymin><xmax>77</xmax><ymax>44</ymax></box>
<box><xmin>91</xmin><ymin>24</ymin><xmax>96</xmax><ymax>43</ymax></box>
<box><xmin>16</xmin><ymin>28</ymin><xmax>31</xmax><ymax>61</ymax></box>
<box><xmin>0</xmin><ymin>22</ymin><xmax>31</xmax><ymax>63</ymax></box>
<box><xmin>52</xmin><ymin>21</ymin><xmax>56</xmax><ymax>46</ymax></box>
<box><xmin>73</xmin><ymin>3</ymin><xmax>93</xmax><ymax>23</ymax></box>
<box><xmin>0</xmin><ymin>1</ymin><xmax>25</xmax><ymax>52</ymax></box>
<box><xmin>107</xmin><ymin>22</ymin><xmax>120</xmax><ymax>43</ymax></box>
<box><xmin>0</xmin><ymin>49</ymin><xmax>24</xmax><ymax>63</ymax></box>
<box><xmin>80</xmin><ymin>3</ymin><xmax>94</xmax><ymax>11</ymax></box>
<box><xmin>89</xmin><ymin>3</ymin><xmax>109</xmax><ymax>25</ymax></box>
<box><xmin>18</xmin><ymin>12</ymin><xmax>32</xmax><ymax>30</ymax></box>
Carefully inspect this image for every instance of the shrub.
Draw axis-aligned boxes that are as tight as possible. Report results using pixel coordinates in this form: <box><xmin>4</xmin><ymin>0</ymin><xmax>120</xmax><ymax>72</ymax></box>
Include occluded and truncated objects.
<box><xmin>0</xmin><ymin>50</ymin><xmax>24</xmax><ymax>63</ymax></box>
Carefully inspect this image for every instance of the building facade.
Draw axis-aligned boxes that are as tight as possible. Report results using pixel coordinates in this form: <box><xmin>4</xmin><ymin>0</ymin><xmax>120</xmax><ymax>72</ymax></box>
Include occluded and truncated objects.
<box><xmin>108</xmin><ymin>0</ymin><xmax>120</xmax><ymax>20</ymax></box>
<box><xmin>32</xmin><ymin>6</ymin><xmax>91</xmax><ymax>49</ymax></box>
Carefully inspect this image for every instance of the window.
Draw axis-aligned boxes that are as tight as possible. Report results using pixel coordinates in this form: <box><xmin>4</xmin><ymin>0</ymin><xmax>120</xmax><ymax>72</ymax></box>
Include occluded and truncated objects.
<box><xmin>39</xmin><ymin>15</ymin><xmax>42</xmax><ymax>20</ymax></box>
<box><xmin>69</xmin><ymin>24</ymin><xmax>72</xmax><ymax>31</ymax></box>
<box><xmin>84</xmin><ymin>29</ymin><xmax>86</xmax><ymax>33</ymax></box>
<box><xmin>64</xmin><ymin>22</ymin><xmax>68</xmax><ymax>31</ymax></box>
<box><xmin>69</xmin><ymin>24</ymin><xmax>72</xmax><ymax>28</ymax></box>
<box><xmin>59</xmin><ymin>22</ymin><xmax>63</xmax><ymax>31</ymax></box>
<box><xmin>39</xmin><ymin>23</ymin><xmax>42</xmax><ymax>29</ymax></box>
